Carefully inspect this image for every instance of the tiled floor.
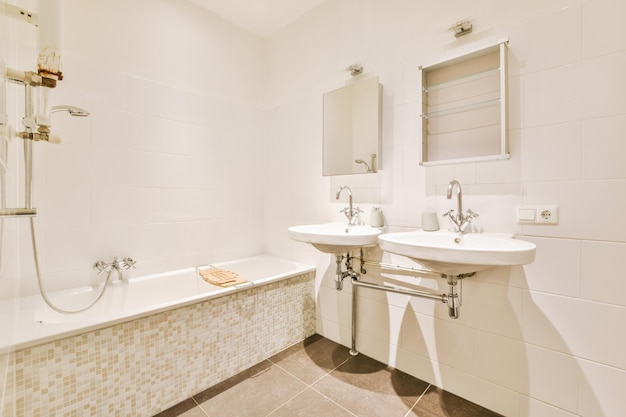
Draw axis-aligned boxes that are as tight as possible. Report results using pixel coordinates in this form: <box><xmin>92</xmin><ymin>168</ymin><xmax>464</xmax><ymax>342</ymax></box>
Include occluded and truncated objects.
<box><xmin>154</xmin><ymin>334</ymin><xmax>503</xmax><ymax>417</ymax></box>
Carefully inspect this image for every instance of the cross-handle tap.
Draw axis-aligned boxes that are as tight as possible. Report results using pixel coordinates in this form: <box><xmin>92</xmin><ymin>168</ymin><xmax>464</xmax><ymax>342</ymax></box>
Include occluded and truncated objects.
<box><xmin>121</xmin><ymin>257</ymin><xmax>136</xmax><ymax>270</ymax></box>
<box><xmin>459</xmin><ymin>209</ymin><xmax>479</xmax><ymax>232</ymax></box>
<box><xmin>93</xmin><ymin>256</ymin><xmax>136</xmax><ymax>282</ymax></box>
<box><xmin>341</xmin><ymin>207</ymin><xmax>363</xmax><ymax>225</ymax></box>
<box><xmin>336</xmin><ymin>185</ymin><xmax>362</xmax><ymax>224</ymax></box>
<box><xmin>94</xmin><ymin>260</ymin><xmax>108</xmax><ymax>275</ymax></box>
<box><xmin>444</xmin><ymin>180</ymin><xmax>479</xmax><ymax>233</ymax></box>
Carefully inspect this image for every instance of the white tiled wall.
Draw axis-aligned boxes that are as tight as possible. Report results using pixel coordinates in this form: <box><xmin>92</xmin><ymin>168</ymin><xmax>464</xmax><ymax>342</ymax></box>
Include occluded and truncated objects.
<box><xmin>3</xmin><ymin>0</ymin><xmax>626</xmax><ymax>416</ymax></box>
<box><xmin>263</xmin><ymin>0</ymin><xmax>626</xmax><ymax>416</ymax></box>
<box><xmin>0</xmin><ymin>0</ymin><xmax>266</xmax><ymax>299</ymax></box>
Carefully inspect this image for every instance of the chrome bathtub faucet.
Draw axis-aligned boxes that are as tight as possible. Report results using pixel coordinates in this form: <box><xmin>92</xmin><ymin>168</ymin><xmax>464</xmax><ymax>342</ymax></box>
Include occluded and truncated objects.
<box><xmin>443</xmin><ymin>180</ymin><xmax>479</xmax><ymax>233</ymax></box>
<box><xmin>94</xmin><ymin>257</ymin><xmax>136</xmax><ymax>282</ymax></box>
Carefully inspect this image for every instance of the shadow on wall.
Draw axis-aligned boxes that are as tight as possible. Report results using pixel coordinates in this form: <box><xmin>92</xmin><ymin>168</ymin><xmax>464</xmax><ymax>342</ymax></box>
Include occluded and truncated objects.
<box><xmin>394</xmin><ymin>265</ymin><xmax>602</xmax><ymax>416</ymax></box>
<box><xmin>311</xmin><ymin>244</ymin><xmax>604</xmax><ymax>415</ymax></box>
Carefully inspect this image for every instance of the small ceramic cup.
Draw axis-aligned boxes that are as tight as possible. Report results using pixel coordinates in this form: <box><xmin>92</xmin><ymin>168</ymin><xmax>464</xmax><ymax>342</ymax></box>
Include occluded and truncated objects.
<box><xmin>421</xmin><ymin>212</ymin><xmax>440</xmax><ymax>231</ymax></box>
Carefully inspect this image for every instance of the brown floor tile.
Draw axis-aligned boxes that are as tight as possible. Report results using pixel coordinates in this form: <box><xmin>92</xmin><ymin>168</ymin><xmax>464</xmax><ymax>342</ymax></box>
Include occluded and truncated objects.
<box><xmin>413</xmin><ymin>386</ymin><xmax>504</xmax><ymax>417</ymax></box>
<box><xmin>269</xmin><ymin>334</ymin><xmax>353</xmax><ymax>385</ymax></box>
<box><xmin>153</xmin><ymin>398</ymin><xmax>207</xmax><ymax>417</ymax></box>
<box><xmin>312</xmin><ymin>353</ymin><xmax>430</xmax><ymax>417</ymax></box>
<box><xmin>194</xmin><ymin>360</ymin><xmax>308</xmax><ymax>417</ymax></box>
<box><xmin>268</xmin><ymin>388</ymin><xmax>356</xmax><ymax>417</ymax></box>
<box><xmin>154</xmin><ymin>335</ymin><xmax>502</xmax><ymax>417</ymax></box>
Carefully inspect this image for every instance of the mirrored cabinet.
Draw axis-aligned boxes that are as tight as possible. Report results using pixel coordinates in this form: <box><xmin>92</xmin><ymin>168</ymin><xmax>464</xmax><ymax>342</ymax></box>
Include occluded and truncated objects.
<box><xmin>419</xmin><ymin>39</ymin><xmax>509</xmax><ymax>166</ymax></box>
<box><xmin>323</xmin><ymin>76</ymin><xmax>382</xmax><ymax>176</ymax></box>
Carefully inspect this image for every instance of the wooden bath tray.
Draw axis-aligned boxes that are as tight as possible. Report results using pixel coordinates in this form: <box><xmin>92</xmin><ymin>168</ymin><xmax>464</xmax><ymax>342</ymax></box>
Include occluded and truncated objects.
<box><xmin>198</xmin><ymin>267</ymin><xmax>248</xmax><ymax>287</ymax></box>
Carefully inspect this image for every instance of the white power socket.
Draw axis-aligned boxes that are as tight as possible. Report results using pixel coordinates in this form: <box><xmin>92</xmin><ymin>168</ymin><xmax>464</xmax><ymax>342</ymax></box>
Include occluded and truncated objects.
<box><xmin>516</xmin><ymin>205</ymin><xmax>559</xmax><ymax>225</ymax></box>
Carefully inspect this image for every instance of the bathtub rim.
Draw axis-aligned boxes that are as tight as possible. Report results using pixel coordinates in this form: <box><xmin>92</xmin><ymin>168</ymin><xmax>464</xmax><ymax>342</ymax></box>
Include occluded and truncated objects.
<box><xmin>1</xmin><ymin>255</ymin><xmax>315</xmax><ymax>352</ymax></box>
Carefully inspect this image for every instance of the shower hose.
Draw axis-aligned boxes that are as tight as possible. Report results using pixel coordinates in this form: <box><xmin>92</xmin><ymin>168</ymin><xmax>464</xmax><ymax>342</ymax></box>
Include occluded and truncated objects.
<box><xmin>29</xmin><ymin>217</ymin><xmax>112</xmax><ymax>314</ymax></box>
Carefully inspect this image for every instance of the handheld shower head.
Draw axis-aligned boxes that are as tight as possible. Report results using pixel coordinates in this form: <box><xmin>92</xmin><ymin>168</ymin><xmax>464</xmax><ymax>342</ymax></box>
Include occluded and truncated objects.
<box><xmin>51</xmin><ymin>105</ymin><xmax>90</xmax><ymax>117</ymax></box>
<box><xmin>355</xmin><ymin>159</ymin><xmax>371</xmax><ymax>172</ymax></box>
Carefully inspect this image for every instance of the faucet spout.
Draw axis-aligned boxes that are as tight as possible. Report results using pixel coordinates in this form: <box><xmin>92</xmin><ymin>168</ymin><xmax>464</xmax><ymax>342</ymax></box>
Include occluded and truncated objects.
<box><xmin>110</xmin><ymin>257</ymin><xmax>124</xmax><ymax>282</ymax></box>
<box><xmin>336</xmin><ymin>185</ymin><xmax>352</xmax><ymax>207</ymax></box>
<box><xmin>446</xmin><ymin>180</ymin><xmax>463</xmax><ymax>223</ymax></box>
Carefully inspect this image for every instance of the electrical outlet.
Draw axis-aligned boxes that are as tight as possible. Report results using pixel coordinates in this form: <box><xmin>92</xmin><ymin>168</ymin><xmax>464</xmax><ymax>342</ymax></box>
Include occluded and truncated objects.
<box><xmin>516</xmin><ymin>205</ymin><xmax>559</xmax><ymax>225</ymax></box>
<box><xmin>537</xmin><ymin>206</ymin><xmax>558</xmax><ymax>224</ymax></box>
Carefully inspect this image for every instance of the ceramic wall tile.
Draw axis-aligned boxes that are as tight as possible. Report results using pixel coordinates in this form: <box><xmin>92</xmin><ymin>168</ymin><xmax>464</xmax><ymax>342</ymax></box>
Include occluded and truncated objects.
<box><xmin>523</xmin><ymin>290</ymin><xmax>626</xmax><ymax>370</ymax></box>
<box><xmin>583</xmin><ymin>114</ymin><xmax>626</xmax><ymax>179</ymax></box>
<box><xmin>578</xmin><ymin>358</ymin><xmax>626</xmax><ymax>417</ymax></box>
<box><xmin>581</xmin><ymin>52</ymin><xmax>626</xmax><ymax>119</ymax></box>
<box><xmin>518</xmin><ymin>236</ymin><xmax>581</xmax><ymax>297</ymax></box>
<box><xmin>507</xmin><ymin>4</ymin><xmax>582</xmax><ymax>76</ymax></box>
<box><xmin>581</xmin><ymin>240</ymin><xmax>626</xmax><ymax>306</ymax></box>
<box><xmin>583</xmin><ymin>0</ymin><xmax>626</xmax><ymax>58</ymax></box>
<box><xmin>520</xmin><ymin>122</ymin><xmax>582</xmax><ymax>182</ymax></box>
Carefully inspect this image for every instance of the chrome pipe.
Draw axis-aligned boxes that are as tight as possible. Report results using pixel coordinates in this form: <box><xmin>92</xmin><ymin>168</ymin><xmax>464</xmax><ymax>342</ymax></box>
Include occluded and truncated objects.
<box><xmin>347</xmin><ymin>266</ymin><xmax>465</xmax><ymax>355</ymax></box>
<box><xmin>349</xmin><ymin>277</ymin><xmax>449</xmax><ymax>356</ymax></box>
<box><xmin>350</xmin><ymin>282</ymin><xmax>358</xmax><ymax>356</ymax></box>
<box><xmin>446</xmin><ymin>275</ymin><xmax>461</xmax><ymax>319</ymax></box>
<box><xmin>351</xmin><ymin>278</ymin><xmax>447</xmax><ymax>303</ymax></box>
<box><xmin>24</xmin><ymin>84</ymin><xmax>35</xmax><ymax>209</ymax></box>
<box><xmin>6</xmin><ymin>68</ymin><xmax>39</xmax><ymax>86</ymax></box>
<box><xmin>0</xmin><ymin>208</ymin><xmax>37</xmax><ymax>217</ymax></box>
<box><xmin>448</xmin><ymin>287</ymin><xmax>460</xmax><ymax>318</ymax></box>
<box><xmin>335</xmin><ymin>255</ymin><xmax>344</xmax><ymax>290</ymax></box>
<box><xmin>359</xmin><ymin>258</ymin><xmax>442</xmax><ymax>278</ymax></box>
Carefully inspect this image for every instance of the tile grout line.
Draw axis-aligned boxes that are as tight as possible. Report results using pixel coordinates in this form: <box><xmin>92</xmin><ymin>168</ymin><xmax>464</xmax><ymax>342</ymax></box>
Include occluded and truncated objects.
<box><xmin>265</xmin><ymin>352</ymin><xmax>358</xmax><ymax>417</ymax></box>
<box><xmin>267</xmin><ymin>351</ymin><xmax>353</xmax><ymax>387</ymax></box>
<box><xmin>303</xmin><ymin>353</ymin><xmax>360</xmax><ymax>417</ymax></box>
<box><xmin>307</xmin><ymin>383</ymin><xmax>360</xmax><ymax>417</ymax></box>
<box><xmin>190</xmin><ymin>396</ymin><xmax>210</xmax><ymax>417</ymax></box>
<box><xmin>263</xmin><ymin>386</ymin><xmax>311</xmax><ymax>417</ymax></box>
<box><xmin>403</xmin><ymin>383</ymin><xmax>432</xmax><ymax>417</ymax></box>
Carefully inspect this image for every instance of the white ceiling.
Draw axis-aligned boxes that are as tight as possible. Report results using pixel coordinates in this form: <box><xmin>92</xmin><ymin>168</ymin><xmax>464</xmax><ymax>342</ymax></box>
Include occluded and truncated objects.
<box><xmin>188</xmin><ymin>0</ymin><xmax>327</xmax><ymax>37</ymax></box>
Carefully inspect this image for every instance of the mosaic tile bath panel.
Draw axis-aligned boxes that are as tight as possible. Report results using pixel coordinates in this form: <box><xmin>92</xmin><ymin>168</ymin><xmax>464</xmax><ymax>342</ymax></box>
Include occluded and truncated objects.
<box><xmin>1</xmin><ymin>272</ymin><xmax>316</xmax><ymax>417</ymax></box>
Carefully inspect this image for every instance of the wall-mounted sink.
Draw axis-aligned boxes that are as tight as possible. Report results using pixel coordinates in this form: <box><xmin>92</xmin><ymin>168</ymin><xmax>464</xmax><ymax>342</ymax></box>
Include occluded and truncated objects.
<box><xmin>378</xmin><ymin>230</ymin><xmax>536</xmax><ymax>275</ymax></box>
<box><xmin>288</xmin><ymin>223</ymin><xmax>382</xmax><ymax>254</ymax></box>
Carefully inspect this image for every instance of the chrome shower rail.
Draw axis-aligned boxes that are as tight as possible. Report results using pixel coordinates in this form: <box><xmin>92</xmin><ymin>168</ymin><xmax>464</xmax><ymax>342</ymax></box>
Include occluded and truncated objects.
<box><xmin>2</xmin><ymin>67</ymin><xmax>89</xmax><ymax>219</ymax></box>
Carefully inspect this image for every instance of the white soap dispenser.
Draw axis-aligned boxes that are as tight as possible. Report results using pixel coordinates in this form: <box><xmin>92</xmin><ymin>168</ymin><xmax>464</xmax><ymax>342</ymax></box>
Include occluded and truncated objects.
<box><xmin>370</xmin><ymin>207</ymin><xmax>384</xmax><ymax>227</ymax></box>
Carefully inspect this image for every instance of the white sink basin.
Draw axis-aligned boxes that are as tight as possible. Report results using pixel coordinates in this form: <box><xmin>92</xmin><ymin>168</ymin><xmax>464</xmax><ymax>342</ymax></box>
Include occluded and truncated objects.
<box><xmin>288</xmin><ymin>223</ymin><xmax>382</xmax><ymax>254</ymax></box>
<box><xmin>378</xmin><ymin>230</ymin><xmax>536</xmax><ymax>275</ymax></box>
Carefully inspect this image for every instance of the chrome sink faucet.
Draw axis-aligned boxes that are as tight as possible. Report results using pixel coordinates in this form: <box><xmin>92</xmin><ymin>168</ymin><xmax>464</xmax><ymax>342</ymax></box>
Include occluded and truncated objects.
<box><xmin>443</xmin><ymin>180</ymin><xmax>479</xmax><ymax>233</ymax></box>
<box><xmin>336</xmin><ymin>185</ymin><xmax>362</xmax><ymax>225</ymax></box>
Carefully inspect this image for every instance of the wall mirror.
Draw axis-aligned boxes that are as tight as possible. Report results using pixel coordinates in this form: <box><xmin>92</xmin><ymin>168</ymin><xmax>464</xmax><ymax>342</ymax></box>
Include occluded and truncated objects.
<box><xmin>323</xmin><ymin>76</ymin><xmax>382</xmax><ymax>176</ymax></box>
<box><xmin>419</xmin><ymin>38</ymin><xmax>509</xmax><ymax>166</ymax></box>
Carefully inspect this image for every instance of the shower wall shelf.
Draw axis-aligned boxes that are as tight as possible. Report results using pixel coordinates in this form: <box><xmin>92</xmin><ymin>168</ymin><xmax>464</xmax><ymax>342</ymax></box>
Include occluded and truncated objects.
<box><xmin>419</xmin><ymin>38</ymin><xmax>509</xmax><ymax>166</ymax></box>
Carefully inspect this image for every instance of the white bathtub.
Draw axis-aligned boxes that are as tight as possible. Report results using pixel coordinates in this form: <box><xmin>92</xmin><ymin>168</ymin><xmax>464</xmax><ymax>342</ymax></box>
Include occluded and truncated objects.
<box><xmin>0</xmin><ymin>255</ymin><xmax>315</xmax><ymax>351</ymax></box>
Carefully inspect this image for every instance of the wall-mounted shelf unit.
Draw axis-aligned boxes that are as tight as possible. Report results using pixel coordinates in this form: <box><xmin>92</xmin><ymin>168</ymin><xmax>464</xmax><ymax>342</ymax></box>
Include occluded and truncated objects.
<box><xmin>419</xmin><ymin>38</ymin><xmax>509</xmax><ymax>166</ymax></box>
